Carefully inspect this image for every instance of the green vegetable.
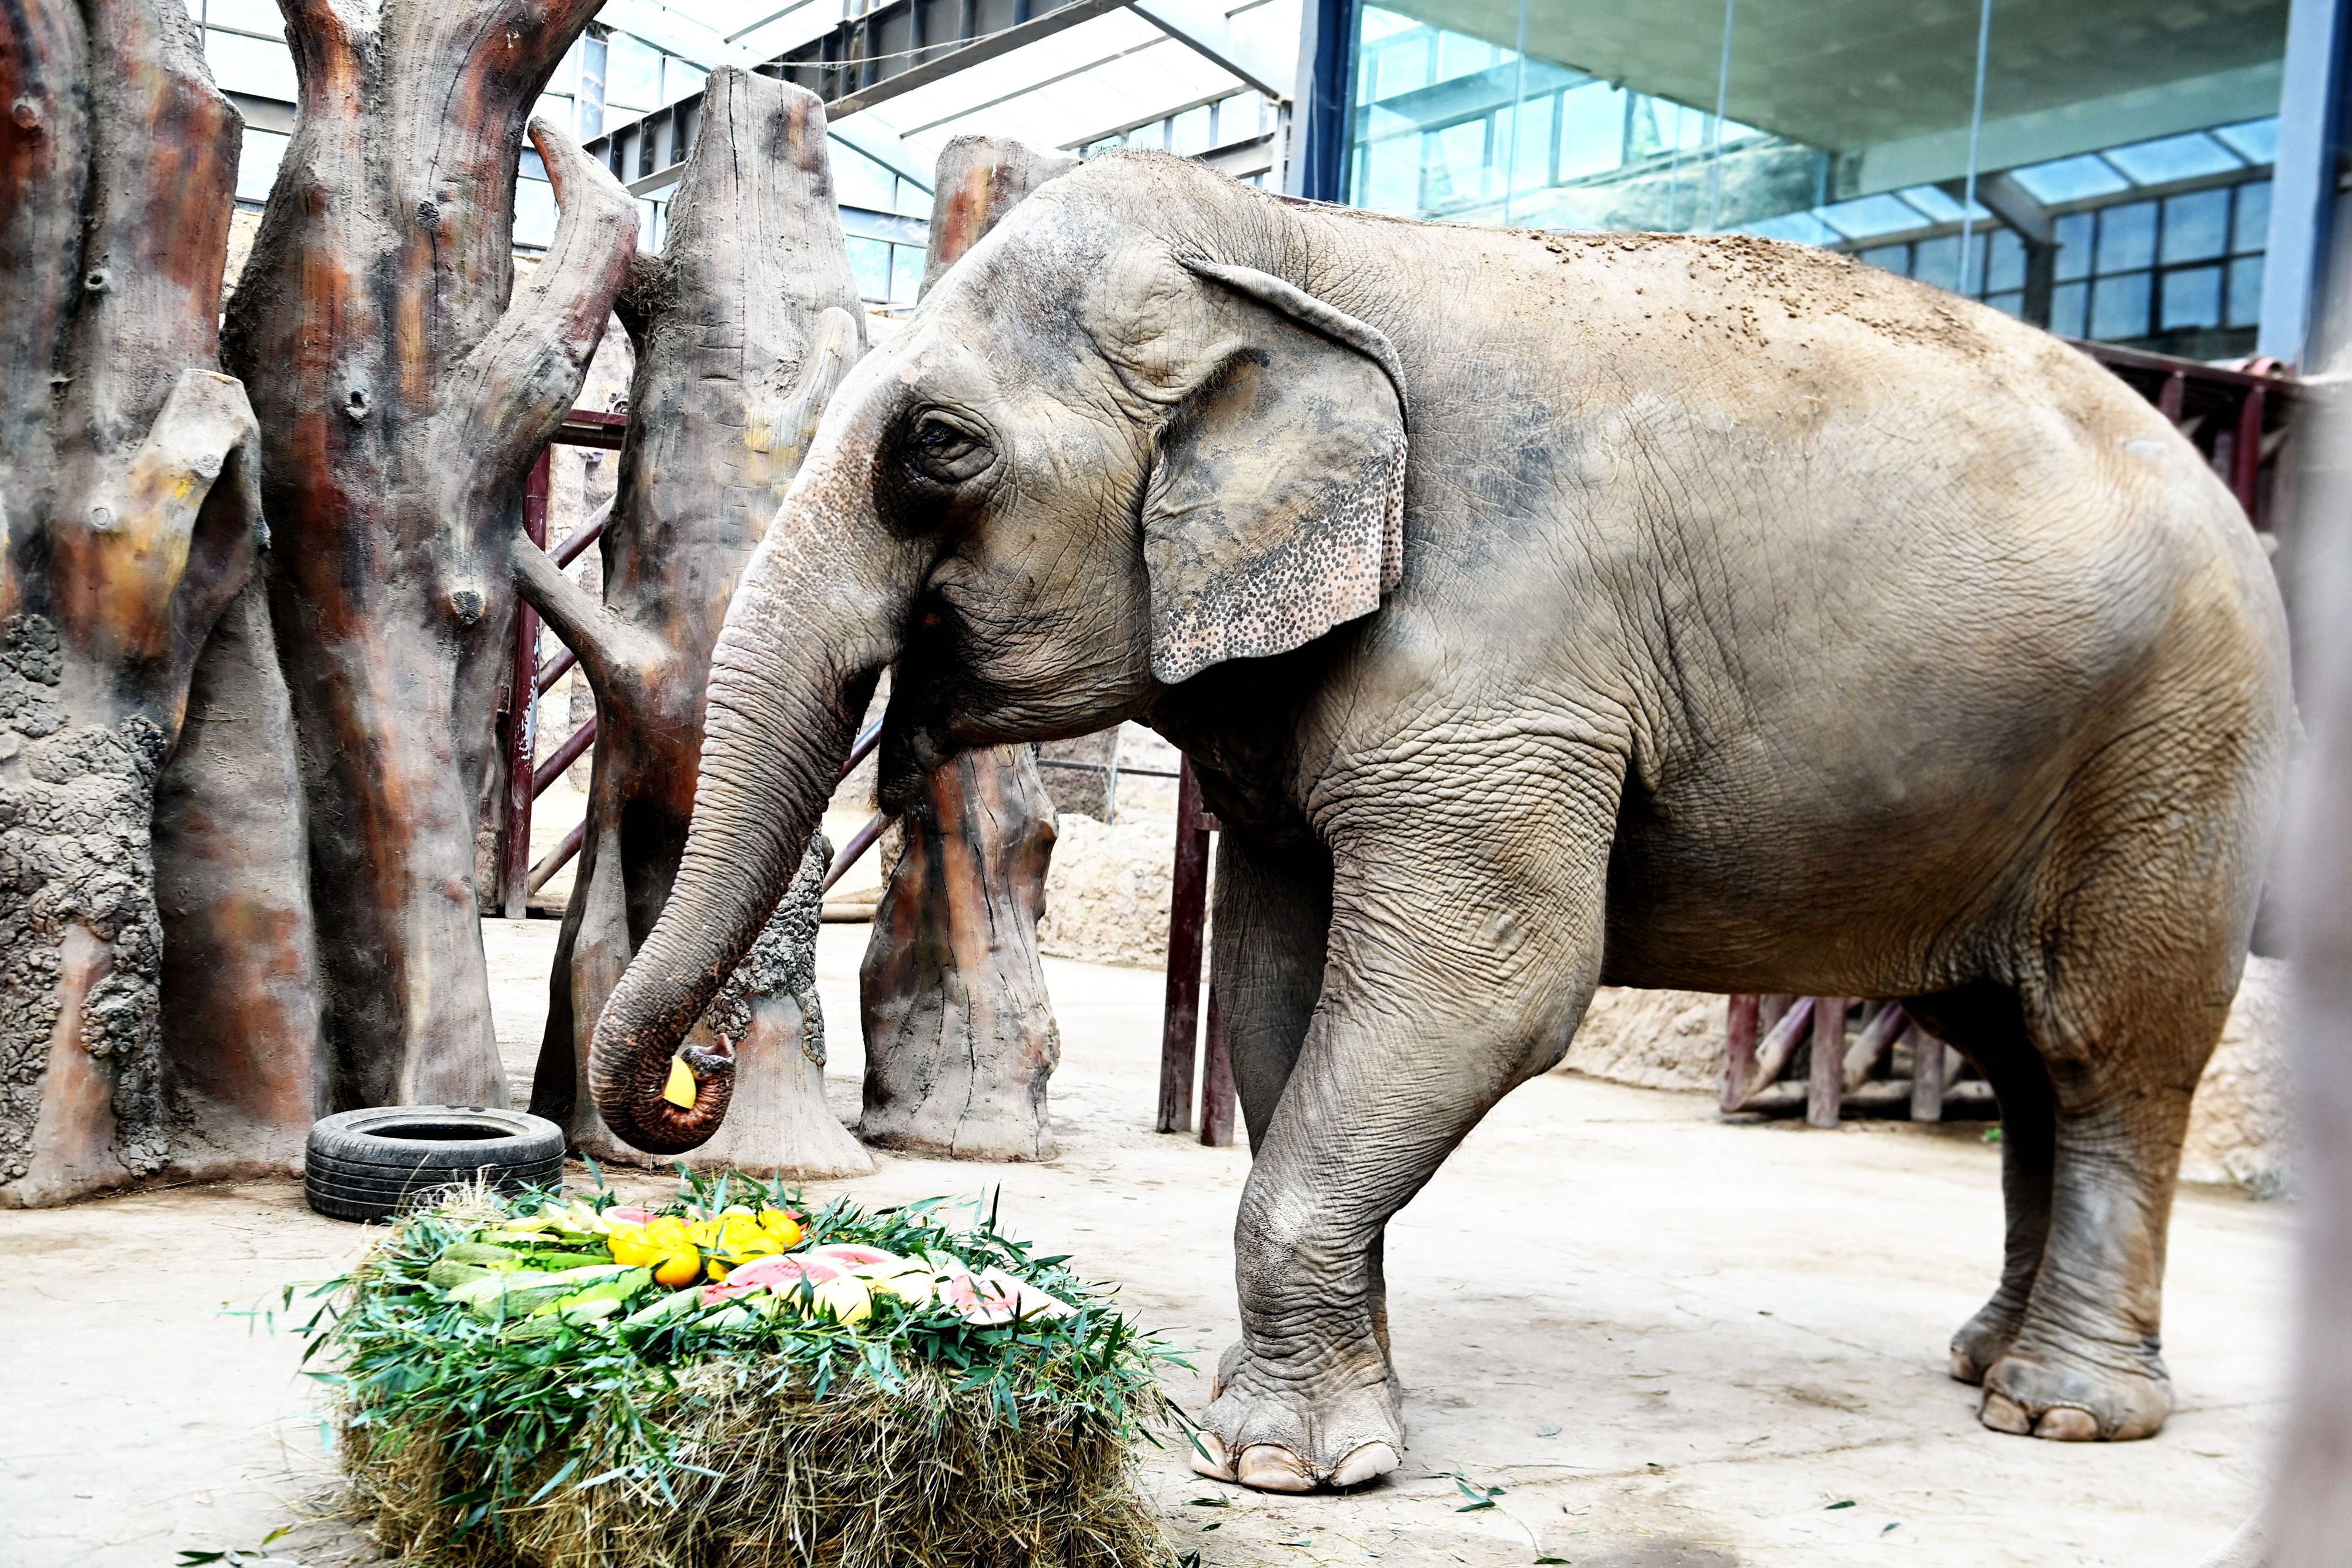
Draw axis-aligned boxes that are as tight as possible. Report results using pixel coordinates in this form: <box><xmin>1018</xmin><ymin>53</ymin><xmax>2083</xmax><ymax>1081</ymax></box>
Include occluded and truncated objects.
<box><xmin>530</xmin><ymin>1269</ymin><xmax>652</xmax><ymax>1318</ymax></box>
<box><xmin>447</xmin><ymin>1263</ymin><xmax>632</xmax><ymax>1319</ymax></box>
<box><xmin>441</xmin><ymin>1242</ymin><xmax>524</xmax><ymax>1269</ymax></box>
<box><xmin>425</xmin><ymin>1258</ymin><xmax>493</xmax><ymax>1292</ymax></box>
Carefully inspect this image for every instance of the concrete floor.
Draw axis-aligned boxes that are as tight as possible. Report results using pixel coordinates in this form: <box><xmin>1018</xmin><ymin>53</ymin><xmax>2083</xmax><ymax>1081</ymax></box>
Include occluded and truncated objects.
<box><xmin>0</xmin><ymin>921</ymin><xmax>2286</xmax><ymax>1567</ymax></box>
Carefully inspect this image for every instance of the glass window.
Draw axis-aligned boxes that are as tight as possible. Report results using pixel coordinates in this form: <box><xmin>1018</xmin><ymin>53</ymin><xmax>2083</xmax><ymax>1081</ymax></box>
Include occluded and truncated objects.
<box><xmin>1344</xmin><ymin>0</ymin><xmax>2284</xmax><ymax>350</ymax></box>
<box><xmin>1985</xmin><ymin>229</ymin><xmax>2026</xmax><ymax>294</ymax></box>
<box><xmin>2233</xmin><ymin>180</ymin><xmax>2270</xmax><ymax>254</ymax></box>
<box><xmin>2096</xmin><ymin>203</ymin><xmax>2157</xmax><ymax>274</ymax></box>
<box><xmin>2090</xmin><ymin>271</ymin><xmax>2152</xmax><ymax>339</ymax></box>
<box><xmin>1986</xmin><ymin>291</ymin><xmax>2024</xmax><ymax>318</ymax></box>
<box><xmin>607</xmin><ymin>35</ymin><xmax>661</xmax><ymax>110</ymax></box>
<box><xmin>664</xmin><ymin>63</ymin><xmax>705</xmax><ymax>106</ymax></box>
<box><xmin>2053</xmin><ymin>213</ymin><xmax>2094</xmax><ymax>282</ymax></box>
<box><xmin>1508</xmin><ymin>92</ymin><xmax>1557</xmax><ymax>189</ymax></box>
<box><xmin>2214</xmin><ymin>117</ymin><xmax>2280</xmax><ymax>165</ymax></box>
<box><xmin>2227</xmin><ymin>256</ymin><xmax>2265</xmax><ymax>327</ymax></box>
<box><xmin>846</xmin><ymin>235</ymin><xmax>892</xmax><ymax>302</ymax></box>
<box><xmin>515</xmin><ymin>176</ymin><xmax>557</xmax><ymax>249</ymax></box>
<box><xmin>1171</xmin><ymin>103</ymin><xmax>1213</xmax><ymax>156</ymax></box>
<box><xmin>1556</xmin><ymin>83</ymin><xmax>1625</xmax><ymax>180</ymax></box>
<box><xmin>204</xmin><ymin>29</ymin><xmax>296</xmax><ymax>99</ymax></box>
<box><xmin>2161</xmin><ymin>188</ymin><xmax>2231</xmax><ymax>265</ymax></box>
<box><xmin>2160</xmin><ymin>265</ymin><xmax>2223</xmax><ymax>331</ymax></box>
<box><xmin>890</xmin><ymin>243</ymin><xmax>922</xmax><ymax>306</ymax></box>
<box><xmin>236</xmin><ymin>125</ymin><xmax>286</xmax><ymax>203</ymax></box>
<box><xmin>1913</xmin><ymin>235</ymin><xmax>1963</xmax><ymax>292</ymax></box>
<box><xmin>205</xmin><ymin>0</ymin><xmax>282</xmax><ymax>35</ymax></box>
<box><xmin>2012</xmin><ymin>155</ymin><xmax>2130</xmax><ymax>206</ymax></box>
<box><xmin>2104</xmin><ymin>132</ymin><xmax>2240</xmax><ymax>185</ymax></box>
<box><xmin>2050</xmin><ymin>281</ymin><xmax>2088</xmax><ymax>338</ymax></box>
<box><xmin>830</xmin><ymin>143</ymin><xmax>896</xmax><ymax>211</ymax></box>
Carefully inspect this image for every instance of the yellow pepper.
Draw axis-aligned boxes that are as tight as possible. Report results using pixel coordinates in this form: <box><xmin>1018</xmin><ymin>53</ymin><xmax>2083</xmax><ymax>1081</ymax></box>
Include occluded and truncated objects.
<box><xmin>604</xmin><ymin>1221</ymin><xmax>656</xmax><ymax>1267</ymax></box>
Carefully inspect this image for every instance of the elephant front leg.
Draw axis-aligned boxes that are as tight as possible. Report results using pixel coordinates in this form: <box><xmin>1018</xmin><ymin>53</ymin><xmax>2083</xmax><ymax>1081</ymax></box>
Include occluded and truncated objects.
<box><xmin>1194</xmin><ymin>785</ymin><xmax>1613</xmax><ymax>1492</ymax></box>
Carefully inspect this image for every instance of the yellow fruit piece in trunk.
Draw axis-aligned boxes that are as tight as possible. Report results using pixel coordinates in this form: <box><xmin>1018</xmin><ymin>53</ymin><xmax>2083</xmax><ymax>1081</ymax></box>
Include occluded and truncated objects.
<box><xmin>661</xmin><ymin>1057</ymin><xmax>697</xmax><ymax>1109</ymax></box>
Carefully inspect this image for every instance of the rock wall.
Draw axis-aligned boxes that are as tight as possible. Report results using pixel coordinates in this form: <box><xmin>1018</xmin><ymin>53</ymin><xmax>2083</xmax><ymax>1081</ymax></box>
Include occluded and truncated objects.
<box><xmin>1035</xmin><ymin>814</ymin><xmax>1182</xmax><ymax>968</ymax></box>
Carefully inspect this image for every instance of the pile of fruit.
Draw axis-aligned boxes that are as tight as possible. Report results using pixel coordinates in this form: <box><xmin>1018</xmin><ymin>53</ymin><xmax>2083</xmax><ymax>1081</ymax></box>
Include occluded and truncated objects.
<box><xmin>304</xmin><ymin>1174</ymin><xmax>1177</xmax><ymax>1568</ymax></box>
<box><xmin>420</xmin><ymin>1192</ymin><xmax>1081</xmax><ymax>1342</ymax></box>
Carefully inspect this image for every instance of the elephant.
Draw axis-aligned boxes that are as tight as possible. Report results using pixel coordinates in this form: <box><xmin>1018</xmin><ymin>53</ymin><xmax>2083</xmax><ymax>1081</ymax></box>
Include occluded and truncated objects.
<box><xmin>588</xmin><ymin>150</ymin><xmax>2291</xmax><ymax>1492</ymax></box>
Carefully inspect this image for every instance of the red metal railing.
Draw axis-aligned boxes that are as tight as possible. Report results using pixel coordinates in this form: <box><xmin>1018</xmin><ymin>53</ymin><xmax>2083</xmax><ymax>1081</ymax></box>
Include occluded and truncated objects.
<box><xmin>496</xmin><ymin>409</ymin><xmax>625</xmax><ymax>917</ymax></box>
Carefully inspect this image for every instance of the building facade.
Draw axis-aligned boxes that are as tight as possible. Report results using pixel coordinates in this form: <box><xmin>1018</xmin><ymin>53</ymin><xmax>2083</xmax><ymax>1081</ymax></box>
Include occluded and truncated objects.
<box><xmin>1289</xmin><ymin>0</ymin><xmax>2352</xmax><ymax>372</ymax></box>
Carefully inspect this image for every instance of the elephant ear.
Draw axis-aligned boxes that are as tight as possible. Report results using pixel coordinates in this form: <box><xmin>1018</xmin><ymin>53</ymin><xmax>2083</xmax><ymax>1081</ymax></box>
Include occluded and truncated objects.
<box><xmin>1140</xmin><ymin>259</ymin><xmax>1408</xmax><ymax>686</ymax></box>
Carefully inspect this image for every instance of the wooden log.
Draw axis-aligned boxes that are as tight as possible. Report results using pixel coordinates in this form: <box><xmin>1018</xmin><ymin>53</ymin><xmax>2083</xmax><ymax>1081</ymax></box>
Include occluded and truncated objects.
<box><xmin>1720</xmin><ymin>994</ymin><xmax>1760</xmax><ymax>1113</ymax></box>
<box><xmin>1722</xmin><ymin>994</ymin><xmax>1813</xmax><ymax>1114</ymax></box>
<box><xmin>1909</xmin><ymin>1022</ymin><xmax>1947</xmax><ymax>1123</ymax></box>
<box><xmin>1841</xmin><ymin>1001</ymin><xmax>1910</xmax><ymax>1092</ymax></box>
<box><xmin>223</xmin><ymin>0</ymin><xmax>633</xmax><ymax>1112</ymax></box>
<box><xmin>1807</xmin><ymin>997</ymin><xmax>1849</xmax><ymax>1128</ymax></box>
<box><xmin>857</xmin><ymin>135</ymin><xmax>1077</xmax><ymax>1159</ymax></box>
<box><xmin>859</xmin><ymin>745</ymin><xmax>1062</xmax><ymax>1159</ymax></box>
<box><xmin>1</xmin><ymin>0</ymin><xmax>279</xmax><ymax>1204</ymax></box>
<box><xmin>517</xmin><ymin>69</ymin><xmax>870</xmax><ymax>1175</ymax></box>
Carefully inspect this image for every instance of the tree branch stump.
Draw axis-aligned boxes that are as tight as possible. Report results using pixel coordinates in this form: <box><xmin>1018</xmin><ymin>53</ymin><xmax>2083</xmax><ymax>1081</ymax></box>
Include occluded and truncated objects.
<box><xmin>856</xmin><ymin>137</ymin><xmax>1075</xmax><ymax>1162</ymax></box>
<box><xmin>222</xmin><ymin>0</ymin><xmax>634</xmax><ymax>1112</ymax></box>
<box><xmin>1</xmin><ymin>0</ymin><xmax>273</xmax><ymax>1204</ymax></box>
<box><xmin>519</xmin><ymin>69</ymin><xmax>870</xmax><ymax>1176</ymax></box>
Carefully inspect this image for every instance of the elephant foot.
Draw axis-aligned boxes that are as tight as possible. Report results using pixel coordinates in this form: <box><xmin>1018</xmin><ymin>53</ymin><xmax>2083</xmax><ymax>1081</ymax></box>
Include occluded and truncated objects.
<box><xmin>1190</xmin><ymin>1338</ymin><xmax>1405</xmax><ymax>1493</ymax></box>
<box><xmin>1977</xmin><ymin>1344</ymin><xmax>2171</xmax><ymax>1442</ymax></box>
<box><xmin>1949</xmin><ymin>1296</ymin><xmax>2027</xmax><ymax>1385</ymax></box>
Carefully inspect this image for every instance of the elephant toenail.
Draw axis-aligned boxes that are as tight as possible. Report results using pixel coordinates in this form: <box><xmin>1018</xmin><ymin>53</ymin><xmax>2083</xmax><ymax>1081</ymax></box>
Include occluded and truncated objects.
<box><xmin>1331</xmin><ymin>1442</ymin><xmax>1401</xmax><ymax>1488</ymax></box>
<box><xmin>2033</xmin><ymin>1406</ymin><xmax>2100</xmax><ymax>1442</ymax></box>
<box><xmin>1188</xmin><ymin>1432</ymin><xmax>1236</xmax><ymax>1482</ymax></box>
<box><xmin>1950</xmin><ymin>1349</ymin><xmax>1985</xmax><ymax>1385</ymax></box>
<box><xmin>1979</xmin><ymin>1391</ymin><xmax>2034</xmax><ymax>1435</ymax></box>
<box><xmin>1238</xmin><ymin>1444</ymin><xmax>1317</xmax><ymax>1492</ymax></box>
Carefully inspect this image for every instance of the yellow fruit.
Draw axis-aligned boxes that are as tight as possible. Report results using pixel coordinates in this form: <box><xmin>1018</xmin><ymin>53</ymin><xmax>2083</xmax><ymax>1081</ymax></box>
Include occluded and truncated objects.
<box><xmin>652</xmin><ymin>1251</ymin><xmax>701</xmax><ymax>1289</ymax></box>
<box><xmin>758</xmin><ymin>1211</ymin><xmax>804</xmax><ymax>1248</ymax></box>
<box><xmin>604</xmin><ymin>1223</ymin><xmax>653</xmax><ymax>1266</ymax></box>
<box><xmin>707</xmin><ymin>1258</ymin><xmax>730</xmax><ymax>1283</ymax></box>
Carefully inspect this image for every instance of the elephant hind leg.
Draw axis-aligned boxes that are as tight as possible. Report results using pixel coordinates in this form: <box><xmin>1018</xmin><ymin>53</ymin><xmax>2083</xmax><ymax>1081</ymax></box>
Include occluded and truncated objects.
<box><xmin>1972</xmin><ymin>769</ymin><xmax>2257</xmax><ymax>1442</ymax></box>
<box><xmin>1903</xmin><ymin>982</ymin><xmax>2056</xmax><ymax>1386</ymax></box>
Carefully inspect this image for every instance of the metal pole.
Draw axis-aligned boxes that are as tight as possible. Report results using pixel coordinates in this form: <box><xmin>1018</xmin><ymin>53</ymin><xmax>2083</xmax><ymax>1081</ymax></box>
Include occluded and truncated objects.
<box><xmin>1200</xmin><ymin>979</ymin><xmax>1235</xmax><ymax>1146</ymax></box>
<box><xmin>500</xmin><ymin>446</ymin><xmax>551</xmax><ymax>918</ymax></box>
<box><xmin>1158</xmin><ymin>760</ymin><xmax>1212</xmax><ymax>1132</ymax></box>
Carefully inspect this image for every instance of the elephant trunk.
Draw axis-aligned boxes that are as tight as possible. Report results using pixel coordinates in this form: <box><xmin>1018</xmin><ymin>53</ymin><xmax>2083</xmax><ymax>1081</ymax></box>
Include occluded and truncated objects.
<box><xmin>589</xmin><ymin>479</ymin><xmax>904</xmax><ymax>1154</ymax></box>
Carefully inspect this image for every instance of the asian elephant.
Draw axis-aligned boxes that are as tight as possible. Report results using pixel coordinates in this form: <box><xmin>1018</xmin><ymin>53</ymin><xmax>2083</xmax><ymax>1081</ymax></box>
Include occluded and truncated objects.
<box><xmin>589</xmin><ymin>151</ymin><xmax>2290</xmax><ymax>1490</ymax></box>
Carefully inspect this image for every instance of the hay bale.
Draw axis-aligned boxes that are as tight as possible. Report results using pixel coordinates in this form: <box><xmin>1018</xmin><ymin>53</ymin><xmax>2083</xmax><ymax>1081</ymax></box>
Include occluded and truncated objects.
<box><xmin>346</xmin><ymin>1365</ymin><xmax>1161</xmax><ymax>1568</ymax></box>
<box><xmin>313</xmin><ymin>1183</ymin><xmax>1175</xmax><ymax>1568</ymax></box>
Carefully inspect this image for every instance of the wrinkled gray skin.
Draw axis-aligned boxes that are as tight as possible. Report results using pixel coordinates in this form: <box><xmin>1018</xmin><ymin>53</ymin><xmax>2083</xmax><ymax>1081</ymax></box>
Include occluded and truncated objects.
<box><xmin>592</xmin><ymin>151</ymin><xmax>2291</xmax><ymax>1491</ymax></box>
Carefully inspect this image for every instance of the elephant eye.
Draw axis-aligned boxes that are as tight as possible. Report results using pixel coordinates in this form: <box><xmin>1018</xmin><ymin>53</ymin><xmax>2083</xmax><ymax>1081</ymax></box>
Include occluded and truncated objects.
<box><xmin>908</xmin><ymin>412</ymin><xmax>991</xmax><ymax>482</ymax></box>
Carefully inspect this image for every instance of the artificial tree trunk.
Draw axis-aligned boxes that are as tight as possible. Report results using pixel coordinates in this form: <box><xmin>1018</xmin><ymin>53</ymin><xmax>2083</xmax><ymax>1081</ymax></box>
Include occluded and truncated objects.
<box><xmin>0</xmin><ymin>0</ymin><xmax>269</xmax><ymax>1204</ymax></box>
<box><xmin>860</xmin><ymin>745</ymin><xmax>1062</xmax><ymax>1159</ymax></box>
<box><xmin>151</xmin><ymin>581</ymin><xmax>327</xmax><ymax>1178</ymax></box>
<box><xmin>856</xmin><ymin>137</ymin><xmax>1076</xmax><ymax>1161</ymax></box>
<box><xmin>222</xmin><ymin>0</ymin><xmax>635</xmax><ymax>1112</ymax></box>
<box><xmin>519</xmin><ymin>69</ymin><xmax>872</xmax><ymax>1176</ymax></box>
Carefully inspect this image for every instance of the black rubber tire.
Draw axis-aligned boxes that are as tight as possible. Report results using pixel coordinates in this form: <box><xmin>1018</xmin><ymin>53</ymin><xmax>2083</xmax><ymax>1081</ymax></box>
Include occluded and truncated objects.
<box><xmin>303</xmin><ymin>1159</ymin><xmax>565</xmax><ymax>1203</ymax></box>
<box><xmin>304</xmin><ymin>1106</ymin><xmax>566</xmax><ymax>1223</ymax></box>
